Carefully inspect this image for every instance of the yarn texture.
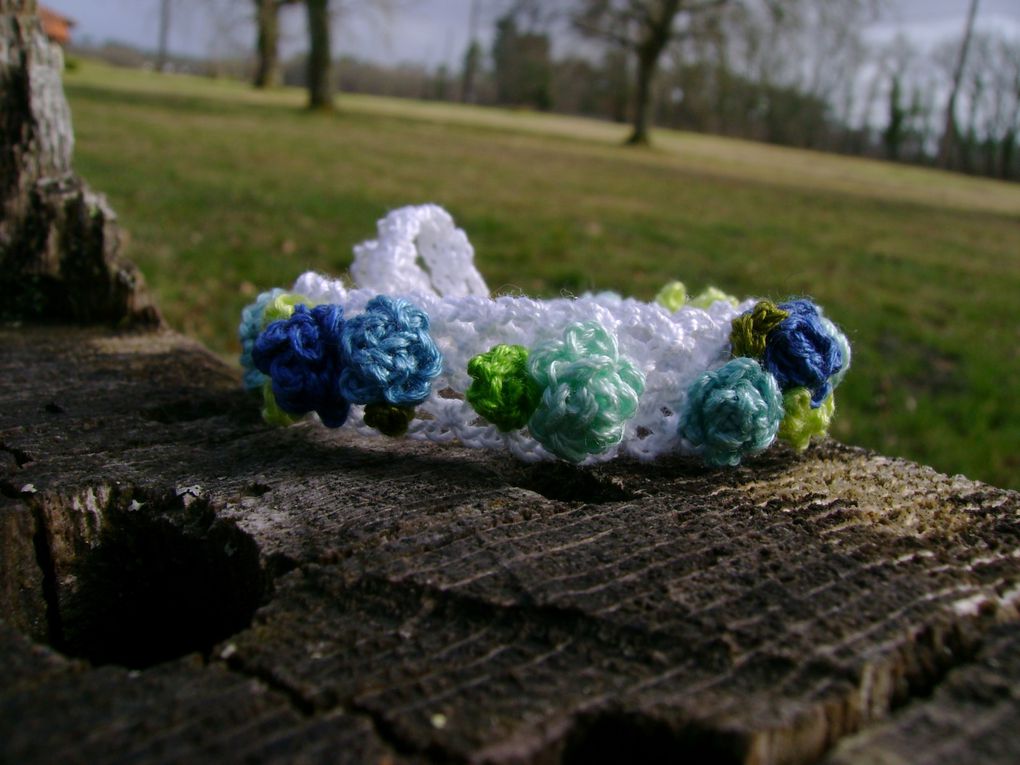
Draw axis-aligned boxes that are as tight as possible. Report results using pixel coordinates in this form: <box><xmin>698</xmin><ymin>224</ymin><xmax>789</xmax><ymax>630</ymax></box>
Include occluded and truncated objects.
<box><xmin>689</xmin><ymin>287</ymin><xmax>739</xmax><ymax>309</ymax></box>
<box><xmin>339</xmin><ymin>295</ymin><xmax>444</xmax><ymax>407</ymax></box>
<box><xmin>252</xmin><ymin>303</ymin><xmax>350</xmax><ymax>427</ymax></box>
<box><xmin>527</xmin><ymin>322</ymin><xmax>645</xmax><ymax>463</ymax></box>
<box><xmin>779</xmin><ymin>388</ymin><xmax>835</xmax><ymax>451</ymax></box>
<box><xmin>730</xmin><ymin>300</ymin><xmax>789</xmax><ymax>359</ymax></box>
<box><xmin>763</xmin><ymin>299</ymin><xmax>843</xmax><ymax>407</ymax></box>
<box><xmin>679</xmin><ymin>357</ymin><xmax>783</xmax><ymax>467</ymax></box>
<box><xmin>263</xmin><ymin>292</ymin><xmax>312</xmax><ymax>325</ymax></box>
<box><xmin>655</xmin><ymin>281</ymin><xmax>687</xmax><ymax>312</ymax></box>
<box><xmin>821</xmin><ymin>316</ymin><xmax>851</xmax><ymax>389</ymax></box>
<box><xmin>466</xmin><ymin>344</ymin><xmax>542</xmax><ymax>432</ymax></box>
<box><xmin>260</xmin><ymin>380</ymin><xmax>297</xmax><ymax>427</ymax></box>
<box><xmin>239</xmin><ymin>288</ymin><xmax>285</xmax><ymax>390</ymax></box>
<box><xmin>363</xmin><ymin>402</ymin><xmax>416</xmax><ymax>437</ymax></box>
<box><xmin>241</xmin><ymin>204</ymin><xmax>852</xmax><ymax>465</ymax></box>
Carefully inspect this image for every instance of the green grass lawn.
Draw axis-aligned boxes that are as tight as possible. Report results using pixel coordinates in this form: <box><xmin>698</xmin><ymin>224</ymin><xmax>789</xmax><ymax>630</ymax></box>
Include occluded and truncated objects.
<box><xmin>64</xmin><ymin>60</ymin><xmax>1020</xmax><ymax>489</ymax></box>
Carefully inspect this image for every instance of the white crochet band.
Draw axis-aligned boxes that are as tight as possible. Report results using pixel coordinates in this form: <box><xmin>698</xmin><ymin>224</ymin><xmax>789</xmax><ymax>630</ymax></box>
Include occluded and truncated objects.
<box><xmin>285</xmin><ymin>204</ymin><xmax>757</xmax><ymax>463</ymax></box>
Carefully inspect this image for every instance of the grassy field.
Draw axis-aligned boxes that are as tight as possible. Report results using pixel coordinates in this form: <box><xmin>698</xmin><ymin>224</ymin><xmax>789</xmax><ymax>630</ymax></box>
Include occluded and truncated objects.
<box><xmin>64</xmin><ymin>60</ymin><xmax>1020</xmax><ymax>489</ymax></box>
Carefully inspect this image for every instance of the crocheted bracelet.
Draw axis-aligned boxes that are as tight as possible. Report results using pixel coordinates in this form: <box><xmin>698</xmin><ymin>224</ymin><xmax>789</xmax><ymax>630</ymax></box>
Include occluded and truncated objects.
<box><xmin>240</xmin><ymin>204</ymin><xmax>850</xmax><ymax>466</ymax></box>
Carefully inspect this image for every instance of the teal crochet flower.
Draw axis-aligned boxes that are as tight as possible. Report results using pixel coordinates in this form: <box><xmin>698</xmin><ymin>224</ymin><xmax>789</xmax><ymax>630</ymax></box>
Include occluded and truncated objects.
<box><xmin>239</xmin><ymin>288</ymin><xmax>285</xmax><ymax>390</ymax></box>
<box><xmin>527</xmin><ymin>321</ymin><xmax>645</xmax><ymax>463</ymax></box>
<box><xmin>820</xmin><ymin>315</ymin><xmax>851</xmax><ymax>389</ymax></box>
<box><xmin>679</xmin><ymin>357</ymin><xmax>783</xmax><ymax>467</ymax></box>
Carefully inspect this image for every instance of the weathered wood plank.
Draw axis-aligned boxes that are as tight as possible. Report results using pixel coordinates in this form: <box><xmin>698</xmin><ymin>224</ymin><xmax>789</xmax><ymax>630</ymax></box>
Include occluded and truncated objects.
<box><xmin>0</xmin><ymin>622</ymin><xmax>404</xmax><ymax>765</ymax></box>
<box><xmin>827</xmin><ymin>622</ymin><xmax>1020</xmax><ymax>765</ymax></box>
<box><xmin>1</xmin><ymin>325</ymin><xmax>1018</xmax><ymax>764</ymax></box>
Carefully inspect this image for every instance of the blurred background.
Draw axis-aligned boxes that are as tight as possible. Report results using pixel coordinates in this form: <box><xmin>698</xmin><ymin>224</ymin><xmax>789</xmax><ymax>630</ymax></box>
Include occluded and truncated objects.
<box><xmin>40</xmin><ymin>0</ymin><xmax>1020</xmax><ymax>488</ymax></box>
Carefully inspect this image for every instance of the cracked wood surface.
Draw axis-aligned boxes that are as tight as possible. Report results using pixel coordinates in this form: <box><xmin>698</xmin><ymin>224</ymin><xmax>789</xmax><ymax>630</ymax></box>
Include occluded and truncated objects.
<box><xmin>1</xmin><ymin>325</ymin><xmax>1019</xmax><ymax>765</ymax></box>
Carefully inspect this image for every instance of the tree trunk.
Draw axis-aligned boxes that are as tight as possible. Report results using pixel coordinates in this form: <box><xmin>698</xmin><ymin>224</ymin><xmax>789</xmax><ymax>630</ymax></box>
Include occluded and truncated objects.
<box><xmin>937</xmin><ymin>0</ymin><xmax>980</xmax><ymax>169</ymax></box>
<box><xmin>156</xmin><ymin>0</ymin><xmax>171</xmax><ymax>73</ymax></box>
<box><xmin>253</xmin><ymin>0</ymin><xmax>281</xmax><ymax>88</ymax></box>
<box><xmin>625</xmin><ymin>0</ymin><xmax>680</xmax><ymax>147</ymax></box>
<box><xmin>1002</xmin><ymin>129</ymin><xmax>1017</xmax><ymax>180</ymax></box>
<box><xmin>305</xmin><ymin>0</ymin><xmax>333</xmax><ymax>110</ymax></box>
<box><xmin>627</xmin><ymin>50</ymin><xmax>657</xmax><ymax>145</ymax></box>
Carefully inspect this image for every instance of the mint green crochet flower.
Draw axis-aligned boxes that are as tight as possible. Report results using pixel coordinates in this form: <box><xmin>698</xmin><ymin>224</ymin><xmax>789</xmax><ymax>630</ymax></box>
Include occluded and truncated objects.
<box><xmin>527</xmin><ymin>321</ymin><xmax>645</xmax><ymax>463</ymax></box>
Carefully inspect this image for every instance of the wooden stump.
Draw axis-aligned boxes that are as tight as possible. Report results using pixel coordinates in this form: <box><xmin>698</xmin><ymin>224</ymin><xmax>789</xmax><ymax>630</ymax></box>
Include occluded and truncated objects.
<box><xmin>2</xmin><ymin>325</ymin><xmax>1020</xmax><ymax>765</ymax></box>
<box><xmin>0</xmin><ymin>0</ymin><xmax>159</xmax><ymax>326</ymax></box>
<box><xmin>2</xmin><ymin>4</ymin><xmax>1020</xmax><ymax>764</ymax></box>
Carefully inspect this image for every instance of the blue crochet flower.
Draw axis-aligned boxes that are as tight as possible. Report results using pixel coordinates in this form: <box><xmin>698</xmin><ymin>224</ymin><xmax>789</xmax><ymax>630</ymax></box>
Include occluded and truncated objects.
<box><xmin>339</xmin><ymin>296</ymin><xmax>444</xmax><ymax>407</ymax></box>
<box><xmin>239</xmin><ymin>288</ymin><xmax>284</xmax><ymax>390</ymax></box>
<box><xmin>252</xmin><ymin>304</ymin><xmax>350</xmax><ymax>428</ymax></box>
<box><xmin>762</xmin><ymin>299</ymin><xmax>843</xmax><ymax>407</ymax></box>
<box><xmin>679</xmin><ymin>357</ymin><xmax>784</xmax><ymax>467</ymax></box>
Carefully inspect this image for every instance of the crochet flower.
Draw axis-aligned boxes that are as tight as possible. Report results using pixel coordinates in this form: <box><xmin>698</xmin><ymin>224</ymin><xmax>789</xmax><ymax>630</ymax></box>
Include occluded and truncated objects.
<box><xmin>527</xmin><ymin>321</ymin><xmax>645</xmax><ymax>463</ymax></box>
<box><xmin>689</xmin><ymin>286</ymin><xmax>739</xmax><ymax>309</ymax></box>
<box><xmin>820</xmin><ymin>315</ymin><xmax>851</xmax><ymax>389</ymax></box>
<box><xmin>339</xmin><ymin>296</ymin><xmax>444</xmax><ymax>407</ymax></box>
<box><xmin>730</xmin><ymin>300</ymin><xmax>789</xmax><ymax>359</ymax></box>
<box><xmin>655</xmin><ymin>281</ymin><xmax>687</xmax><ymax>312</ymax></box>
<box><xmin>239</xmin><ymin>288</ymin><xmax>285</xmax><ymax>390</ymax></box>
<box><xmin>762</xmin><ymin>299</ymin><xmax>843</xmax><ymax>407</ymax></box>
<box><xmin>466</xmin><ymin>344</ymin><xmax>542</xmax><ymax>432</ymax></box>
<box><xmin>363</xmin><ymin>402</ymin><xmax>416</xmax><ymax>438</ymax></box>
<box><xmin>678</xmin><ymin>357</ymin><xmax>783</xmax><ymax>467</ymax></box>
<box><xmin>262</xmin><ymin>291</ymin><xmax>312</xmax><ymax>325</ymax></box>
<box><xmin>252</xmin><ymin>303</ymin><xmax>350</xmax><ymax>427</ymax></box>
<box><xmin>778</xmin><ymin>387</ymin><xmax>835</xmax><ymax>451</ymax></box>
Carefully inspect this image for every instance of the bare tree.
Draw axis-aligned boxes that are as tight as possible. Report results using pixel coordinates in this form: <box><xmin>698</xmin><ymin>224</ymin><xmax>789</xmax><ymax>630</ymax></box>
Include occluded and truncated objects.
<box><xmin>461</xmin><ymin>0</ymin><xmax>482</xmax><ymax>103</ymax></box>
<box><xmin>955</xmin><ymin>32</ymin><xmax>1020</xmax><ymax>178</ymax></box>
<box><xmin>937</xmin><ymin>0</ymin><xmax>980</xmax><ymax>168</ymax></box>
<box><xmin>302</xmin><ymin>0</ymin><xmax>397</xmax><ymax>110</ymax></box>
<box><xmin>306</xmin><ymin>0</ymin><xmax>333</xmax><ymax>109</ymax></box>
<box><xmin>156</xmin><ymin>0</ymin><xmax>172</xmax><ymax>72</ymax></box>
<box><xmin>574</xmin><ymin>0</ymin><xmax>732</xmax><ymax>145</ymax></box>
<box><xmin>254</xmin><ymin>0</ymin><xmax>300</xmax><ymax>88</ymax></box>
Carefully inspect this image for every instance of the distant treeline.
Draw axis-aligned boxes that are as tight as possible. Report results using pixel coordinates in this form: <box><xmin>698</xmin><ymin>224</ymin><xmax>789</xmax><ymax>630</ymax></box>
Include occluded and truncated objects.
<box><xmin>72</xmin><ymin>0</ymin><xmax>1020</xmax><ymax>181</ymax></box>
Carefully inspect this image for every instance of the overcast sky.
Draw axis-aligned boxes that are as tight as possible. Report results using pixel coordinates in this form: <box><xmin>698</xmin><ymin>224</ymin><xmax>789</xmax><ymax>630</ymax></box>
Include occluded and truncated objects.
<box><xmin>46</xmin><ymin>0</ymin><xmax>1020</xmax><ymax>69</ymax></box>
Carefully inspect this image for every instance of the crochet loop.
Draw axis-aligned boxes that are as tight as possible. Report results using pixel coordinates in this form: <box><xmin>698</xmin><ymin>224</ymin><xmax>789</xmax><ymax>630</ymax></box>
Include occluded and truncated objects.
<box><xmin>466</xmin><ymin>344</ymin><xmax>542</xmax><ymax>432</ymax></box>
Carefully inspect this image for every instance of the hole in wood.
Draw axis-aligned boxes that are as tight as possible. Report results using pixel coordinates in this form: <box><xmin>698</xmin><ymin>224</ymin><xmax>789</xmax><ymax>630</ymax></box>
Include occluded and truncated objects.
<box><xmin>513</xmin><ymin>464</ymin><xmax>635</xmax><ymax>504</ymax></box>
<box><xmin>48</xmin><ymin>495</ymin><xmax>266</xmax><ymax>669</ymax></box>
<box><xmin>560</xmin><ymin>710</ymin><xmax>743</xmax><ymax>765</ymax></box>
